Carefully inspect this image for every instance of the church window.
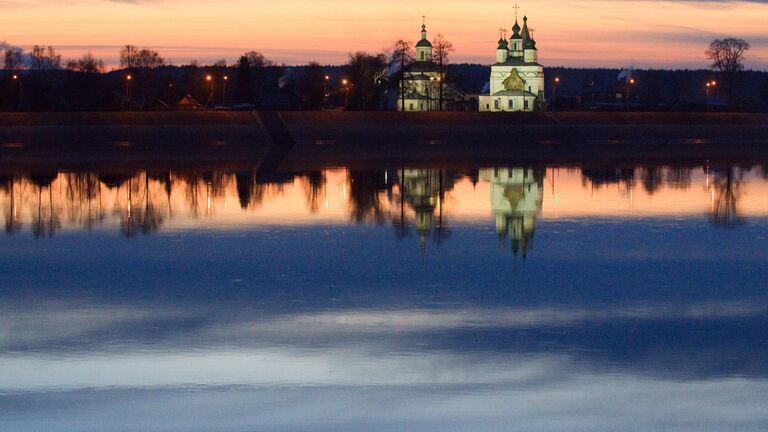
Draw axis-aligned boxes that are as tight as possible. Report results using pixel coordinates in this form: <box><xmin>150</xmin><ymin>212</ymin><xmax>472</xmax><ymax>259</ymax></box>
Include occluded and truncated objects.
<box><xmin>409</xmin><ymin>103</ymin><xmax>414</xmax><ymax>110</ymax></box>
<box><xmin>524</xmin><ymin>99</ymin><xmax>529</xmax><ymax>110</ymax></box>
<box><xmin>420</xmin><ymin>103</ymin><xmax>424</xmax><ymax>110</ymax></box>
<box><xmin>508</xmin><ymin>100</ymin><xmax>514</xmax><ymax>109</ymax></box>
<box><xmin>494</xmin><ymin>100</ymin><xmax>499</xmax><ymax>109</ymax></box>
<box><xmin>420</xmin><ymin>52</ymin><xmax>425</xmax><ymax>61</ymax></box>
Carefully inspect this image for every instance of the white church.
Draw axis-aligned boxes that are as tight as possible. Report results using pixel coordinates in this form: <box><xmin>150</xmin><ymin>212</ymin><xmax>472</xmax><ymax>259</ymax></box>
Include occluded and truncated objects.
<box><xmin>479</xmin><ymin>13</ymin><xmax>546</xmax><ymax>112</ymax></box>
<box><xmin>397</xmin><ymin>21</ymin><xmax>455</xmax><ymax>111</ymax></box>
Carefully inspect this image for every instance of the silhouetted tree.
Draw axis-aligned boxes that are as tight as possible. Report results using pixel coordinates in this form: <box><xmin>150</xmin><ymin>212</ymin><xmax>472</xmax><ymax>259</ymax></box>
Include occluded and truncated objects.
<box><xmin>235</xmin><ymin>56</ymin><xmax>253</xmax><ymax>103</ymax></box>
<box><xmin>432</xmin><ymin>34</ymin><xmax>454</xmax><ymax>111</ymax></box>
<box><xmin>345</xmin><ymin>52</ymin><xmax>387</xmax><ymax>110</ymax></box>
<box><xmin>390</xmin><ymin>40</ymin><xmax>414</xmax><ymax>111</ymax></box>
<box><xmin>706</xmin><ymin>38</ymin><xmax>751</xmax><ymax>106</ymax></box>
<box><xmin>300</xmin><ymin>62</ymin><xmax>326</xmax><ymax>110</ymax></box>
<box><xmin>4</xmin><ymin>48</ymin><xmax>23</xmax><ymax>72</ymax></box>
<box><xmin>30</xmin><ymin>45</ymin><xmax>61</xmax><ymax>70</ymax></box>
<box><xmin>65</xmin><ymin>52</ymin><xmax>105</xmax><ymax>73</ymax></box>
<box><xmin>711</xmin><ymin>166</ymin><xmax>745</xmax><ymax>227</ymax></box>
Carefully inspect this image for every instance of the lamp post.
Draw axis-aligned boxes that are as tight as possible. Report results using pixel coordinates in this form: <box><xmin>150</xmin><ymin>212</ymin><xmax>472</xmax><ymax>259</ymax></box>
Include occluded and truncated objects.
<box><xmin>705</xmin><ymin>80</ymin><xmax>717</xmax><ymax>110</ymax></box>
<box><xmin>625</xmin><ymin>77</ymin><xmax>635</xmax><ymax>112</ymax></box>
<box><xmin>342</xmin><ymin>79</ymin><xmax>349</xmax><ymax>109</ymax></box>
<box><xmin>125</xmin><ymin>74</ymin><xmax>133</xmax><ymax>111</ymax></box>
<box><xmin>552</xmin><ymin>77</ymin><xmax>560</xmax><ymax>112</ymax></box>
<box><xmin>206</xmin><ymin>74</ymin><xmax>214</xmax><ymax>105</ymax></box>
<box><xmin>12</xmin><ymin>74</ymin><xmax>22</xmax><ymax>111</ymax></box>
<box><xmin>323</xmin><ymin>75</ymin><xmax>330</xmax><ymax>109</ymax></box>
<box><xmin>222</xmin><ymin>75</ymin><xmax>228</xmax><ymax>104</ymax></box>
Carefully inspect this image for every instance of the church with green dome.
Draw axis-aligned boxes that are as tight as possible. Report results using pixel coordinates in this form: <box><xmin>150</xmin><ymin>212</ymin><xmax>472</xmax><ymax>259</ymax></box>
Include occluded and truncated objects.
<box><xmin>479</xmin><ymin>11</ymin><xmax>546</xmax><ymax>112</ymax></box>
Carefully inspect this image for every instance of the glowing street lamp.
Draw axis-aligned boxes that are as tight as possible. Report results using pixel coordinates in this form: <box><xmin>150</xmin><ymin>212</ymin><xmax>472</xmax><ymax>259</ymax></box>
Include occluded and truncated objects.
<box><xmin>625</xmin><ymin>77</ymin><xmax>636</xmax><ymax>112</ymax></box>
<box><xmin>125</xmin><ymin>74</ymin><xmax>133</xmax><ymax>110</ymax></box>
<box><xmin>206</xmin><ymin>74</ymin><xmax>214</xmax><ymax>105</ymax></box>
<box><xmin>705</xmin><ymin>80</ymin><xmax>718</xmax><ymax>108</ymax></box>
<box><xmin>552</xmin><ymin>77</ymin><xmax>560</xmax><ymax>112</ymax></box>
<box><xmin>342</xmin><ymin>79</ymin><xmax>350</xmax><ymax>108</ymax></box>
<box><xmin>222</xmin><ymin>75</ymin><xmax>229</xmax><ymax>103</ymax></box>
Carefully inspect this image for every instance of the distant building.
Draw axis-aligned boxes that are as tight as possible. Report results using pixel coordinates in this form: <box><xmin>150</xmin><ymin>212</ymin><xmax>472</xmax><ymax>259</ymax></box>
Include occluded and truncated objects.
<box><xmin>397</xmin><ymin>21</ymin><xmax>457</xmax><ymax>111</ymax></box>
<box><xmin>479</xmin><ymin>14</ymin><xmax>545</xmax><ymax>112</ymax></box>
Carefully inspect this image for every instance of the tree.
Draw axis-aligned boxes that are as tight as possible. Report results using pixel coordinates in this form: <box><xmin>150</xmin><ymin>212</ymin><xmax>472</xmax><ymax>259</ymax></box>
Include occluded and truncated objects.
<box><xmin>30</xmin><ymin>45</ymin><xmax>61</xmax><ymax>70</ymax></box>
<box><xmin>432</xmin><ymin>34</ymin><xmax>454</xmax><ymax>111</ymax></box>
<box><xmin>120</xmin><ymin>45</ymin><xmax>164</xmax><ymax>69</ymax></box>
<box><xmin>243</xmin><ymin>51</ymin><xmax>273</xmax><ymax>69</ymax></box>
<box><xmin>212</xmin><ymin>58</ymin><xmax>228</xmax><ymax>67</ymax></box>
<box><xmin>346</xmin><ymin>52</ymin><xmax>388</xmax><ymax>110</ymax></box>
<box><xmin>119</xmin><ymin>45</ymin><xmax>139</xmax><ymax>68</ymax></box>
<box><xmin>300</xmin><ymin>62</ymin><xmax>326</xmax><ymax>110</ymax></box>
<box><xmin>4</xmin><ymin>48</ymin><xmax>23</xmax><ymax>72</ymax></box>
<box><xmin>65</xmin><ymin>52</ymin><xmax>105</xmax><ymax>73</ymax></box>
<box><xmin>705</xmin><ymin>38</ymin><xmax>751</xmax><ymax>106</ymax></box>
<box><xmin>235</xmin><ymin>55</ymin><xmax>253</xmax><ymax>103</ymax></box>
<box><xmin>390</xmin><ymin>40</ymin><xmax>414</xmax><ymax>111</ymax></box>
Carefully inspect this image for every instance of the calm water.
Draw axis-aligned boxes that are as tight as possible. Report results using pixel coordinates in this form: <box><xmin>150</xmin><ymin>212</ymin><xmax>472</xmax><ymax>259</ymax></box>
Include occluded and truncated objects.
<box><xmin>1</xmin><ymin>164</ymin><xmax>767</xmax><ymax>431</ymax></box>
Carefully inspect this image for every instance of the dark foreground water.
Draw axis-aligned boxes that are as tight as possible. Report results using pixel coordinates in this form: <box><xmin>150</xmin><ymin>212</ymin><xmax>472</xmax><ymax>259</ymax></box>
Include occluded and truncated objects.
<box><xmin>1</xmin><ymin>164</ymin><xmax>767</xmax><ymax>431</ymax></box>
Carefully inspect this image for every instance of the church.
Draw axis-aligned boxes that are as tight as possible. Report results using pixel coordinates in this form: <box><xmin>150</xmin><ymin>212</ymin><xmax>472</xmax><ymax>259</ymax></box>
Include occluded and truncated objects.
<box><xmin>479</xmin><ymin>12</ymin><xmax>546</xmax><ymax>112</ymax></box>
<box><xmin>397</xmin><ymin>21</ymin><xmax>454</xmax><ymax>111</ymax></box>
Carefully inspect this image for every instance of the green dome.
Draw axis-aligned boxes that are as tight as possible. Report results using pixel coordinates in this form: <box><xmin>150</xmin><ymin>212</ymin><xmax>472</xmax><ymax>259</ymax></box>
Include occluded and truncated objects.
<box><xmin>416</xmin><ymin>39</ymin><xmax>433</xmax><ymax>48</ymax></box>
<box><xmin>497</xmin><ymin>38</ymin><xmax>509</xmax><ymax>50</ymax></box>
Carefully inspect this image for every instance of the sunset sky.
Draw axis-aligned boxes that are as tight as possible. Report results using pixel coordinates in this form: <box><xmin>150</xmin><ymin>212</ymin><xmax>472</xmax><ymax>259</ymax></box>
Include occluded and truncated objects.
<box><xmin>1</xmin><ymin>0</ymin><xmax>766</xmax><ymax>69</ymax></box>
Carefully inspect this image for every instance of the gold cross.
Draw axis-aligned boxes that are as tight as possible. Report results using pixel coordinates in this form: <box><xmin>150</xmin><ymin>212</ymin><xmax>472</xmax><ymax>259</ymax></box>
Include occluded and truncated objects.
<box><xmin>498</xmin><ymin>27</ymin><xmax>506</xmax><ymax>39</ymax></box>
<box><xmin>512</xmin><ymin>4</ymin><xmax>520</xmax><ymax>20</ymax></box>
<box><xmin>529</xmin><ymin>27</ymin><xmax>536</xmax><ymax>38</ymax></box>
<box><xmin>422</xmin><ymin>15</ymin><xmax>426</xmax><ymax>26</ymax></box>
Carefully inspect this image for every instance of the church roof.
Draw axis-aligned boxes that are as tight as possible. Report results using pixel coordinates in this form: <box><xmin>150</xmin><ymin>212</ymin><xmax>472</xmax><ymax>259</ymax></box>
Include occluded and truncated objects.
<box><xmin>511</xmin><ymin>19</ymin><xmax>522</xmax><ymax>39</ymax></box>
<box><xmin>416</xmin><ymin>23</ymin><xmax>432</xmax><ymax>47</ymax></box>
<box><xmin>521</xmin><ymin>16</ymin><xmax>531</xmax><ymax>41</ymax></box>
<box><xmin>407</xmin><ymin>61</ymin><xmax>438</xmax><ymax>72</ymax></box>
<box><xmin>498</xmin><ymin>38</ymin><xmax>509</xmax><ymax>50</ymax></box>
<box><xmin>416</xmin><ymin>39</ymin><xmax>433</xmax><ymax>48</ymax></box>
<box><xmin>493</xmin><ymin>57</ymin><xmax>541</xmax><ymax>67</ymax></box>
<box><xmin>492</xmin><ymin>89</ymin><xmax>537</xmax><ymax>97</ymax></box>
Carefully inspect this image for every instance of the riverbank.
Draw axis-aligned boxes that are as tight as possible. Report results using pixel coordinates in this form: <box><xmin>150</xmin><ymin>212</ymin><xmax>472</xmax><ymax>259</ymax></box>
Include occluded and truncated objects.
<box><xmin>1</xmin><ymin>111</ymin><xmax>767</xmax><ymax>171</ymax></box>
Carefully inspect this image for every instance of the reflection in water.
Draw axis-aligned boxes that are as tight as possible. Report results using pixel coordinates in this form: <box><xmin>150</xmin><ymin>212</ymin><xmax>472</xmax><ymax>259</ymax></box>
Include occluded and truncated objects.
<box><xmin>1</xmin><ymin>165</ymin><xmax>767</xmax><ymax>242</ymax></box>
<box><xmin>3</xmin><ymin>162</ymin><xmax>768</xmax><ymax>431</ymax></box>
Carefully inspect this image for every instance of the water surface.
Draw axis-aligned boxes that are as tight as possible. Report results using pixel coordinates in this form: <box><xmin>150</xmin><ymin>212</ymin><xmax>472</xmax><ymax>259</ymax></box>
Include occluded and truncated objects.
<box><xmin>1</xmin><ymin>164</ymin><xmax>767</xmax><ymax>431</ymax></box>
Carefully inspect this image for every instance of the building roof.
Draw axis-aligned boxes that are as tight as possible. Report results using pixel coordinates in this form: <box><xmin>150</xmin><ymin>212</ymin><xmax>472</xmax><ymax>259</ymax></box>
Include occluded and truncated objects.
<box><xmin>407</xmin><ymin>61</ymin><xmax>438</xmax><ymax>72</ymax></box>
<box><xmin>492</xmin><ymin>89</ymin><xmax>538</xmax><ymax>97</ymax></box>
<box><xmin>493</xmin><ymin>57</ymin><xmax>542</xmax><ymax>67</ymax></box>
<box><xmin>511</xmin><ymin>19</ymin><xmax>522</xmax><ymax>39</ymax></box>
<box><xmin>498</xmin><ymin>38</ymin><xmax>509</xmax><ymax>50</ymax></box>
<box><xmin>416</xmin><ymin>39</ymin><xmax>433</xmax><ymax>48</ymax></box>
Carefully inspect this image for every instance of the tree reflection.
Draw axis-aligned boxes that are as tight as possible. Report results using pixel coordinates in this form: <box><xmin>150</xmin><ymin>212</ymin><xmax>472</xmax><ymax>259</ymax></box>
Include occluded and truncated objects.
<box><xmin>29</xmin><ymin>174</ymin><xmax>61</xmax><ymax>239</ymax></box>
<box><xmin>710</xmin><ymin>166</ymin><xmax>745</xmax><ymax>227</ymax></box>
<box><xmin>348</xmin><ymin>171</ymin><xmax>387</xmax><ymax>224</ymax></box>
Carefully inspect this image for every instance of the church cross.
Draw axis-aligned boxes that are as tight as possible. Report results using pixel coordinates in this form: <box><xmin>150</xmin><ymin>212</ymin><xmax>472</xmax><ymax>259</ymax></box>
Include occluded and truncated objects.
<box><xmin>512</xmin><ymin>3</ymin><xmax>520</xmax><ymax>20</ymax></box>
<box><xmin>422</xmin><ymin>15</ymin><xmax>426</xmax><ymax>26</ymax></box>
<box><xmin>498</xmin><ymin>27</ymin><xmax>506</xmax><ymax>39</ymax></box>
<box><xmin>529</xmin><ymin>27</ymin><xmax>536</xmax><ymax>38</ymax></box>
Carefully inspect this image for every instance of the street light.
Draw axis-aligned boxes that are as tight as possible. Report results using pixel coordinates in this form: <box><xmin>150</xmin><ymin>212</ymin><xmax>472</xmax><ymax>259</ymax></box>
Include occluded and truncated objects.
<box><xmin>705</xmin><ymin>80</ymin><xmax>717</xmax><ymax>109</ymax></box>
<box><xmin>552</xmin><ymin>77</ymin><xmax>560</xmax><ymax>112</ymax></box>
<box><xmin>222</xmin><ymin>75</ymin><xmax>228</xmax><ymax>103</ymax></box>
<box><xmin>206</xmin><ymin>74</ymin><xmax>214</xmax><ymax>105</ymax></box>
<box><xmin>125</xmin><ymin>74</ymin><xmax>133</xmax><ymax>110</ymax></box>
<box><xmin>625</xmin><ymin>77</ymin><xmax>636</xmax><ymax>112</ymax></box>
<box><xmin>342</xmin><ymin>79</ymin><xmax>350</xmax><ymax>109</ymax></box>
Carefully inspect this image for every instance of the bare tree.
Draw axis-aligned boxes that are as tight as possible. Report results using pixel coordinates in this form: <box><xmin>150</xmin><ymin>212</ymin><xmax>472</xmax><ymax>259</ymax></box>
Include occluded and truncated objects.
<box><xmin>243</xmin><ymin>51</ymin><xmax>273</xmax><ymax>68</ymax></box>
<box><xmin>120</xmin><ymin>45</ymin><xmax>164</xmax><ymax>69</ymax></box>
<box><xmin>212</xmin><ymin>58</ymin><xmax>228</xmax><ymax>67</ymax></box>
<box><xmin>432</xmin><ymin>34</ymin><xmax>454</xmax><ymax>111</ymax></box>
<box><xmin>705</xmin><ymin>38</ymin><xmax>751</xmax><ymax>106</ymax></box>
<box><xmin>65</xmin><ymin>52</ymin><xmax>105</xmax><ymax>73</ymax></box>
<box><xmin>119</xmin><ymin>45</ymin><xmax>140</xmax><ymax>68</ymax></box>
<box><xmin>30</xmin><ymin>45</ymin><xmax>61</xmax><ymax>70</ymax></box>
<box><xmin>390</xmin><ymin>40</ymin><xmax>414</xmax><ymax>111</ymax></box>
<box><xmin>4</xmin><ymin>48</ymin><xmax>23</xmax><ymax>71</ymax></box>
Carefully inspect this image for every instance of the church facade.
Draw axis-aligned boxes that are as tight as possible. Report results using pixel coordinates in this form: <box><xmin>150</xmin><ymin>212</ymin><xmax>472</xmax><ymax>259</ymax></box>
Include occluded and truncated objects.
<box><xmin>397</xmin><ymin>22</ymin><xmax>454</xmax><ymax>112</ymax></box>
<box><xmin>479</xmin><ymin>15</ymin><xmax>545</xmax><ymax>112</ymax></box>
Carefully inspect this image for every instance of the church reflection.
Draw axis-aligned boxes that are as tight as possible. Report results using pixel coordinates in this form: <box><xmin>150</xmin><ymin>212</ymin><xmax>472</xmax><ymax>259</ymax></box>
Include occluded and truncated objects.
<box><xmin>0</xmin><ymin>164</ymin><xmax>761</xmax><ymax>246</ymax></box>
<box><xmin>481</xmin><ymin>168</ymin><xmax>544</xmax><ymax>258</ymax></box>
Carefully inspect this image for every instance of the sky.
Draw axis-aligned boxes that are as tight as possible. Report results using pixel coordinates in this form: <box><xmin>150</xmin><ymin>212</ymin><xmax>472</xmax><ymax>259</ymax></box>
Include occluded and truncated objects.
<box><xmin>1</xmin><ymin>0</ymin><xmax>766</xmax><ymax>70</ymax></box>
